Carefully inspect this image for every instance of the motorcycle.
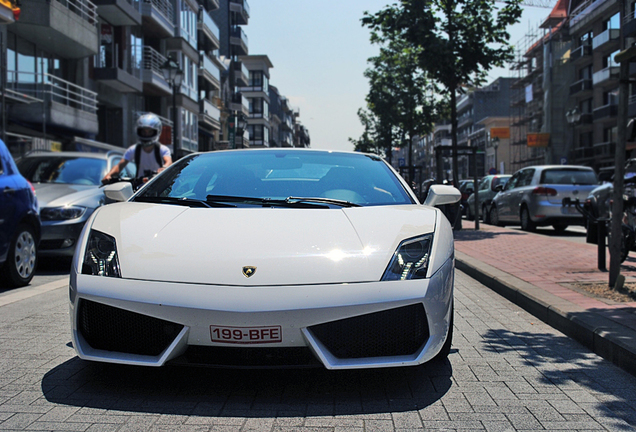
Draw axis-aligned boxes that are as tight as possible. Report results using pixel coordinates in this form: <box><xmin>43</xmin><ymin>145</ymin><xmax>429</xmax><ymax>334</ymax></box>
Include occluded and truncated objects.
<box><xmin>101</xmin><ymin>170</ymin><xmax>158</xmax><ymax>193</ymax></box>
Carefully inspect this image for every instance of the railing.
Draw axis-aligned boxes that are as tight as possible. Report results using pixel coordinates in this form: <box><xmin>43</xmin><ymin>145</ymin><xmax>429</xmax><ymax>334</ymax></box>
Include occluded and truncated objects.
<box><xmin>570</xmin><ymin>44</ymin><xmax>591</xmax><ymax>62</ymax></box>
<box><xmin>55</xmin><ymin>0</ymin><xmax>98</xmax><ymax>26</ymax></box>
<box><xmin>592</xmin><ymin>66</ymin><xmax>619</xmax><ymax>85</ymax></box>
<box><xmin>592</xmin><ymin>28</ymin><xmax>620</xmax><ymax>50</ymax></box>
<box><xmin>593</xmin><ymin>142</ymin><xmax>616</xmax><ymax>158</ymax></box>
<box><xmin>230</xmin><ymin>25</ymin><xmax>248</xmax><ymax>46</ymax></box>
<box><xmin>593</xmin><ymin>103</ymin><xmax>618</xmax><ymax>120</ymax></box>
<box><xmin>233</xmin><ymin>60</ymin><xmax>249</xmax><ymax>81</ymax></box>
<box><xmin>569</xmin><ymin>78</ymin><xmax>592</xmax><ymax>95</ymax></box>
<box><xmin>7</xmin><ymin>70</ymin><xmax>97</xmax><ymax>114</ymax></box>
<box><xmin>200</xmin><ymin>99</ymin><xmax>220</xmax><ymax>121</ymax></box>
<box><xmin>199</xmin><ymin>9</ymin><xmax>220</xmax><ymax>41</ymax></box>
<box><xmin>230</xmin><ymin>0</ymin><xmax>250</xmax><ymax>16</ymax></box>
<box><xmin>200</xmin><ymin>53</ymin><xmax>220</xmax><ymax>83</ymax></box>
<box><xmin>143</xmin><ymin>0</ymin><xmax>173</xmax><ymax>22</ymax></box>
<box><xmin>142</xmin><ymin>46</ymin><xmax>167</xmax><ymax>76</ymax></box>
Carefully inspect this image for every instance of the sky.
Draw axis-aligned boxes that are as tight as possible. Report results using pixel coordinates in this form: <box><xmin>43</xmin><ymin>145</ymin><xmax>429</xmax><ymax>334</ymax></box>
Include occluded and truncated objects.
<box><xmin>247</xmin><ymin>1</ymin><xmax>553</xmax><ymax>152</ymax></box>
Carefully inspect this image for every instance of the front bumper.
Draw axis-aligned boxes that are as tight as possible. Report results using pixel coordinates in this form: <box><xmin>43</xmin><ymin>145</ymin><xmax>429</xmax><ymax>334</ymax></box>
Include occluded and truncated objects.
<box><xmin>39</xmin><ymin>220</ymin><xmax>88</xmax><ymax>257</ymax></box>
<box><xmin>70</xmin><ymin>257</ymin><xmax>454</xmax><ymax>370</ymax></box>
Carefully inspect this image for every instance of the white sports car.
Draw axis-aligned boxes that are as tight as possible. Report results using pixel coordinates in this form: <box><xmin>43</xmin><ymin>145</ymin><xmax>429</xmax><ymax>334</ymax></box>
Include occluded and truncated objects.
<box><xmin>70</xmin><ymin>149</ymin><xmax>460</xmax><ymax>369</ymax></box>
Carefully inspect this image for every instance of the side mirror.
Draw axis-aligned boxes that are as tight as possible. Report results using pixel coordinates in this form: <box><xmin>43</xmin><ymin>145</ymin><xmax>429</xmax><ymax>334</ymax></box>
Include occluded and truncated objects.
<box><xmin>103</xmin><ymin>182</ymin><xmax>133</xmax><ymax>202</ymax></box>
<box><xmin>493</xmin><ymin>184</ymin><xmax>503</xmax><ymax>192</ymax></box>
<box><xmin>423</xmin><ymin>184</ymin><xmax>461</xmax><ymax>207</ymax></box>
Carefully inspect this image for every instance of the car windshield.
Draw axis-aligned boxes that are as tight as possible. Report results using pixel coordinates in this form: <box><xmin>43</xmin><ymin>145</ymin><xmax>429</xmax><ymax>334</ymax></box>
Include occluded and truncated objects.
<box><xmin>18</xmin><ymin>156</ymin><xmax>107</xmax><ymax>186</ymax></box>
<box><xmin>540</xmin><ymin>169</ymin><xmax>598</xmax><ymax>185</ymax></box>
<box><xmin>135</xmin><ymin>150</ymin><xmax>414</xmax><ymax>207</ymax></box>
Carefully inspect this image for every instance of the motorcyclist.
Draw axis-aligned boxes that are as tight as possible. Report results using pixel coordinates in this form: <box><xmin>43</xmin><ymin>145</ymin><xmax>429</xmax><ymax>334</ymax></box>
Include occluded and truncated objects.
<box><xmin>102</xmin><ymin>113</ymin><xmax>172</xmax><ymax>186</ymax></box>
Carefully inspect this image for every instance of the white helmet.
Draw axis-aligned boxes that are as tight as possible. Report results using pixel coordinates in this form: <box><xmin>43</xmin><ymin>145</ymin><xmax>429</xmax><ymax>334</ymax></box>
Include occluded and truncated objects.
<box><xmin>136</xmin><ymin>113</ymin><xmax>162</xmax><ymax>146</ymax></box>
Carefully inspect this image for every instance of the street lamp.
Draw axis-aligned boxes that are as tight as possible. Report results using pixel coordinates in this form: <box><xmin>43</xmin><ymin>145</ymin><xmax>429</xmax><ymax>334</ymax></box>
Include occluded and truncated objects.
<box><xmin>236</xmin><ymin>114</ymin><xmax>247</xmax><ymax>148</ymax></box>
<box><xmin>161</xmin><ymin>57</ymin><xmax>183</xmax><ymax>159</ymax></box>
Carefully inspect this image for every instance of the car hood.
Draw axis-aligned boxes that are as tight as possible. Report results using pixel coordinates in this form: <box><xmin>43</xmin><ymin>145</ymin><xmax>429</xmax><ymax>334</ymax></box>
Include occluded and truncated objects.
<box><xmin>86</xmin><ymin>202</ymin><xmax>440</xmax><ymax>285</ymax></box>
<box><xmin>34</xmin><ymin>183</ymin><xmax>102</xmax><ymax>208</ymax></box>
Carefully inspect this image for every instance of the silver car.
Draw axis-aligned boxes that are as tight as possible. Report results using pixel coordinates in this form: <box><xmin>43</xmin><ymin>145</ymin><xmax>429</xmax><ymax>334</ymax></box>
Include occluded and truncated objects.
<box><xmin>16</xmin><ymin>151</ymin><xmax>135</xmax><ymax>257</ymax></box>
<box><xmin>489</xmin><ymin>165</ymin><xmax>598</xmax><ymax>232</ymax></box>
<box><xmin>466</xmin><ymin>174</ymin><xmax>511</xmax><ymax>222</ymax></box>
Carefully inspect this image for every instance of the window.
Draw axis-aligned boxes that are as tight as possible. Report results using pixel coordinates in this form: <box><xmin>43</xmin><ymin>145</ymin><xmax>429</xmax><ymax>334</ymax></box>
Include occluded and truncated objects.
<box><xmin>603</xmin><ymin>88</ymin><xmax>619</xmax><ymax>105</ymax></box>
<box><xmin>180</xmin><ymin>1</ymin><xmax>197</xmax><ymax>48</ymax></box>
<box><xmin>604</xmin><ymin>126</ymin><xmax>617</xmax><ymax>143</ymax></box>
<box><xmin>604</xmin><ymin>12</ymin><xmax>620</xmax><ymax>30</ymax></box>
<box><xmin>579</xmin><ymin>31</ymin><xmax>593</xmax><ymax>46</ymax></box>
<box><xmin>579</xmin><ymin>65</ymin><xmax>592</xmax><ymax>80</ymax></box>
<box><xmin>580</xmin><ymin>98</ymin><xmax>593</xmax><ymax>114</ymax></box>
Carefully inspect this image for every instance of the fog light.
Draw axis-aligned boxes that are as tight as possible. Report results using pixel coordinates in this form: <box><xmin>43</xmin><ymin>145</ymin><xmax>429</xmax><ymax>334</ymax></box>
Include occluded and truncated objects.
<box><xmin>62</xmin><ymin>239</ymin><xmax>75</xmax><ymax>248</ymax></box>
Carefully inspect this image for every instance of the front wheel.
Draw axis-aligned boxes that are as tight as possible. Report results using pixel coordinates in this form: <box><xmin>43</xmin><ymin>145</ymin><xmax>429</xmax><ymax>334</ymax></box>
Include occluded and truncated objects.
<box><xmin>490</xmin><ymin>206</ymin><xmax>504</xmax><ymax>227</ymax></box>
<box><xmin>1</xmin><ymin>224</ymin><xmax>38</xmax><ymax>288</ymax></box>
<box><xmin>466</xmin><ymin>205</ymin><xmax>474</xmax><ymax>221</ymax></box>
<box><xmin>482</xmin><ymin>204</ymin><xmax>491</xmax><ymax>224</ymax></box>
<box><xmin>520</xmin><ymin>207</ymin><xmax>536</xmax><ymax>232</ymax></box>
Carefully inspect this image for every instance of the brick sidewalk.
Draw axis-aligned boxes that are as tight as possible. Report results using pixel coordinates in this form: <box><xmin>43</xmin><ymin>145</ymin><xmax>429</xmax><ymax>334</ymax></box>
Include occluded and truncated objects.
<box><xmin>454</xmin><ymin>221</ymin><xmax>636</xmax><ymax>374</ymax></box>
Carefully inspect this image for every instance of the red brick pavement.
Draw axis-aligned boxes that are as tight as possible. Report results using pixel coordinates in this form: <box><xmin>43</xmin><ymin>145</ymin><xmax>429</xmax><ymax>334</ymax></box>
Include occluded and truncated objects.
<box><xmin>454</xmin><ymin>221</ymin><xmax>636</xmax><ymax>332</ymax></box>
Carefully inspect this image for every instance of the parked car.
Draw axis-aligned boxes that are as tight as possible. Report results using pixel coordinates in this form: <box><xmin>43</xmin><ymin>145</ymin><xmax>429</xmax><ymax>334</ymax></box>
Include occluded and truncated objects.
<box><xmin>457</xmin><ymin>179</ymin><xmax>475</xmax><ymax>215</ymax></box>
<box><xmin>70</xmin><ymin>148</ymin><xmax>460</xmax><ymax>369</ymax></box>
<box><xmin>16</xmin><ymin>151</ymin><xmax>134</xmax><ymax>258</ymax></box>
<box><xmin>489</xmin><ymin>165</ymin><xmax>598</xmax><ymax>232</ymax></box>
<box><xmin>465</xmin><ymin>174</ymin><xmax>511</xmax><ymax>222</ymax></box>
<box><xmin>0</xmin><ymin>140</ymin><xmax>40</xmax><ymax>287</ymax></box>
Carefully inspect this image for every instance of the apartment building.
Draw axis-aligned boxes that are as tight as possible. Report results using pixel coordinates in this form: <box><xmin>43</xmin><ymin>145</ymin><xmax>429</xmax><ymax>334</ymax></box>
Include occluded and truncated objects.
<box><xmin>0</xmin><ymin>0</ymin><xmax>308</xmax><ymax>158</ymax></box>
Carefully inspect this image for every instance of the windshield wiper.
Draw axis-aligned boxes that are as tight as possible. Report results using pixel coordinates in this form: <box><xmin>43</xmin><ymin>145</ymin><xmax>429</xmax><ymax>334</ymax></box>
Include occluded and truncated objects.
<box><xmin>285</xmin><ymin>196</ymin><xmax>361</xmax><ymax>207</ymax></box>
<box><xmin>135</xmin><ymin>196</ymin><xmax>235</xmax><ymax>208</ymax></box>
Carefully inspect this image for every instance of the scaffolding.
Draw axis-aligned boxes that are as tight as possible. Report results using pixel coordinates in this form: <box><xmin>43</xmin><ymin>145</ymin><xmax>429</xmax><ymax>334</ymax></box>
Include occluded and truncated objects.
<box><xmin>509</xmin><ymin>24</ymin><xmax>549</xmax><ymax>172</ymax></box>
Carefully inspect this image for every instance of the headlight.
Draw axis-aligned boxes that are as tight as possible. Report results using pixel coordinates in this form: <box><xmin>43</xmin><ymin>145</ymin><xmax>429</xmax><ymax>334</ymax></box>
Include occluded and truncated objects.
<box><xmin>40</xmin><ymin>205</ymin><xmax>86</xmax><ymax>221</ymax></box>
<box><xmin>381</xmin><ymin>234</ymin><xmax>433</xmax><ymax>281</ymax></box>
<box><xmin>81</xmin><ymin>230</ymin><xmax>121</xmax><ymax>277</ymax></box>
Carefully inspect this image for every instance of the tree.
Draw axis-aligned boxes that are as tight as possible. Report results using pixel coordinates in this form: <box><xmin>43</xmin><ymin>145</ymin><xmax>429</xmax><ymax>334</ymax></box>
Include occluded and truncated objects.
<box><xmin>349</xmin><ymin>108</ymin><xmax>381</xmax><ymax>155</ymax></box>
<box><xmin>362</xmin><ymin>0</ymin><xmax>523</xmax><ymax>186</ymax></box>
<box><xmin>356</xmin><ymin>37</ymin><xmax>441</xmax><ymax>179</ymax></box>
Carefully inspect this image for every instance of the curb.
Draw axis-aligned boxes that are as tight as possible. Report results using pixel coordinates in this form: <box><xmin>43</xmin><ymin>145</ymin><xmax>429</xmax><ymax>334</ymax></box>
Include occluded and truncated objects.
<box><xmin>455</xmin><ymin>251</ymin><xmax>636</xmax><ymax>376</ymax></box>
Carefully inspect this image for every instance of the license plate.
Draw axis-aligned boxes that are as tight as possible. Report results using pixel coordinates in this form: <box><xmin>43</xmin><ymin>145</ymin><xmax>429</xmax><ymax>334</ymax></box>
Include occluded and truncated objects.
<box><xmin>210</xmin><ymin>325</ymin><xmax>282</xmax><ymax>344</ymax></box>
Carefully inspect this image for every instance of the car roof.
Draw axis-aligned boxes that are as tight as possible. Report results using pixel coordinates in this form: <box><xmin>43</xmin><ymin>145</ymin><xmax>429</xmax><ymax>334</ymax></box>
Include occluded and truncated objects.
<box><xmin>520</xmin><ymin>165</ymin><xmax>594</xmax><ymax>171</ymax></box>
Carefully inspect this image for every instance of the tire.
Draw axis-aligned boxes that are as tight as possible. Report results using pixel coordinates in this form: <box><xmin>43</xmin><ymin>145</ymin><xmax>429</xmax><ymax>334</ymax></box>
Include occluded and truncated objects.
<box><xmin>520</xmin><ymin>206</ymin><xmax>536</xmax><ymax>232</ymax></box>
<box><xmin>482</xmin><ymin>204</ymin><xmax>491</xmax><ymax>224</ymax></box>
<box><xmin>620</xmin><ymin>225</ymin><xmax>633</xmax><ymax>263</ymax></box>
<box><xmin>553</xmin><ymin>224</ymin><xmax>568</xmax><ymax>234</ymax></box>
<box><xmin>433</xmin><ymin>303</ymin><xmax>453</xmax><ymax>362</ymax></box>
<box><xmin>490</xmin><ymin>206</ymin><xmax>504</xmax><ymax>227</ymax></box>
<box><xmin>1</xmin><ymin>224</ymin><xmax>38</xmax><ymax>288</ymax></box>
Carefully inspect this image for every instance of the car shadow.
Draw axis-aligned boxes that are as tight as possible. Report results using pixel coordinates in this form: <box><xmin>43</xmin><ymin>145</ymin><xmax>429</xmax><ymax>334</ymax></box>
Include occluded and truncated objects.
<box><xmin>42</xmin><ymin>354</ymin><xmax>453</xmax><ymax>416</ymax></box>
<box><xmin>482</xmin><ymin>328</ymin><xmax>636</xmax><ymax>428</ymax></box>
<box><xmin>453</xmin><ymin>229</ymin><xmax>526</xmax><ymax>242</ymax></box>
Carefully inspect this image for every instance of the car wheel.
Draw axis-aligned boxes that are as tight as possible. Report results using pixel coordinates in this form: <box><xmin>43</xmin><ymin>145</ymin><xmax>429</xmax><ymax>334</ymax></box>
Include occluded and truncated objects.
<box><xmin>433</xmin><ymin>303</ymin><xmax>453</xmax><ymax>362</ymax></box>
<box><xmin>466</xmin><ymin>205</ymin><xmax>474</xmax><ymax>221</ymax></box>
<box><xmin>490</xmin><ymin>206</ymin><xmax>504</xmax><ymax>227</ymax></box>
<box><xmin>482</xmin><ymin>204</ymin><xmax>491</xmax><ymax>224</ymax></box>
<box><xmin>1</xmin><ymin>224</ymin><xmax>38</xmax><ymax>288</ymax></box>
<box><xmin>520</xmin><ymin>206</ymin><xmax>536</xmax><ymax>232</ymax></box>
<box><xmin>553</xmin><ymin>224</ymin><xmax>568</xmax><ymax>234</ymax></box>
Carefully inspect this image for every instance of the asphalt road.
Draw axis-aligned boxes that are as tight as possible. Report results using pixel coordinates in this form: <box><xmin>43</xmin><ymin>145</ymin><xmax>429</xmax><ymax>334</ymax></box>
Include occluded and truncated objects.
<box><xmin>1</xmin><ymin>271</ymin><xmax>635</xmax><ymax>431</ymax></box>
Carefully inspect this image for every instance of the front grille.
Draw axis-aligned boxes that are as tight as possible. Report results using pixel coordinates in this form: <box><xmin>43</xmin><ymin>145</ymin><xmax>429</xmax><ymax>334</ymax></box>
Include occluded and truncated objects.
<box><xmin>308</xmin><ymin>304</ymin><xmax>429</xmax><ymax>359</ymax></box>
<box><xmin>78</xmin><ymin>299</ymin><xmax>183</xmax><ymax>356</ymax></box>
<box><xmin>174</xmin><ymin>346</ymin><xmax>322</xmax><ymax>368</ymax></box>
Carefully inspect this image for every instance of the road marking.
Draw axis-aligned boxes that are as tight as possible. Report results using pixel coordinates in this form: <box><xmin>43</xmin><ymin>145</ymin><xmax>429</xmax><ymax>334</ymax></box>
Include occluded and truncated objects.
<box><xmin>0</xmin><ymin>277</ymin><xmax>69</xmax><ymax>307</ymax></box>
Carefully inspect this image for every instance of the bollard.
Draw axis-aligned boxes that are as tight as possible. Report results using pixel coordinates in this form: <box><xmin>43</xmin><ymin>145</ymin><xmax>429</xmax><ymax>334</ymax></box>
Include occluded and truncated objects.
<box><xmin>597</xmin><ymin>218</ymin><xmax>607</xmax><ymax>271</ymax></box>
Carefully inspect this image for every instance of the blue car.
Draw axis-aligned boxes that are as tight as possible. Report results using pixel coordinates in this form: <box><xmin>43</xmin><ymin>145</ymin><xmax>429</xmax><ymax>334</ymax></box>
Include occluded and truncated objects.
<box><xmin>0</xmin><ymin>140</ymin><xmax>40</xmax><ymax>287</ymax></box>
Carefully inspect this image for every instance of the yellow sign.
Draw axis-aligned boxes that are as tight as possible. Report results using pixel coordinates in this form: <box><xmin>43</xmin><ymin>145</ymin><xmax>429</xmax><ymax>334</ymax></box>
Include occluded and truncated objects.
<box><xmin>50</xmin><ymin>141</ymin><xmax>62</xmax><ymax>152</ymax></box>
<box><xmin>527</xmin><ymin>133</ymin><xmax>550</xmax><ymax>148</ymax></box>
<box><xmin>490</xmin><ymin>127</ymin><xmax>510</xmax><ymax>139</ymax></box>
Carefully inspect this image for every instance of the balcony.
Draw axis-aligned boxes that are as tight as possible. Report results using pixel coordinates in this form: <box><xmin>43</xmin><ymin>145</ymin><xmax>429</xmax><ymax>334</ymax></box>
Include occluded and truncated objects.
<box><xmin>93</xmin><ymin>0</ymin><xmax>141</xmax><ymax>26</ymax></box>
<box><xmin>570</xmin><ymin>44</ymin><xmax>591</xmax><ymax>64</ymax></box>
<box><xmin>592</xmin><ymin>66</ymin><xmax>619</xmax><ymax>86</ymax></box>
<box><xmin>572</xmin><ymin>146</ymin><xmax>595</xmax><ymax>162</ymax></box>
<box><xmin>281</xmin><ymin>131</ymin><xmax>293</xmax><ymax>147</ymax></box>
<box><xmin>198</xmin><ymin>9</ymin><xmax>220</xmax><ymax>50</ymax></box>
<box><xmin>593</xmin><ymin>141</ymin><xmax>616</xmax><ymax>158</ymax></box>
<box><xmin>569</xmin><ymin>78</ymin><xmax>592</xmax><ymax>96</ymax></box>
<box><xmin>199</xmin><ymin>99</ymin><xmax>220</xmax><ymax>130</ymax></box>
<box><xmin>141</xmin><ymin>0</ymin><xmax>174</xmax><ymax>38</ymax></box>
<box><xmin>93</xmin><ymin>46</ymin><xmax>143</xmax><ymax>93</ymax></box>
<box><xmin>199</xmin><ymin>53</ymin><xmax>220</xmax><ymax>90</ymax></box>
<box><xmin>229</xmin><ymin>0</ymin><xmax>249</xmax><ymax>25</ymax></box>
<box><xmin>625</xmin><ymin>11</ymin><xmax>636</xmax><ymax>38</ymax></box>
<box><xmin>141</xmin><ymin>46</ymin><xmax>171</xmax><ymax>96</ymax></box>
<box><xmin>233</xmin><ymin>60</ymin><xmax>249</xmax><ymax>86</ymax></box>
<box><xmin>229</xmin><ymin>92</ymin><xmax>249</xmax><ymax>116</ymax></box>
<box><xmin>592</xmin><ymin>28</ymin><xmax>620</xmax><ymax>52</ymax></box>
<box><xmin>10</xmin><ymin>0</ymin><xmax>98</xmax><ymax>59</ymax></box>
<box><xmin>230</xmin><ymin>25</ymin><xmax>248</xmax><ymax>56</ymax></box>
<box><xmin>593</xmin><ymin>103</ymin><xmax>618</xmax><ymax>121</ymax></box>
<box><xmin>7</xmin><ymin>71</ymin><xmax>98</xmax><ymax>135</ymax></box>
